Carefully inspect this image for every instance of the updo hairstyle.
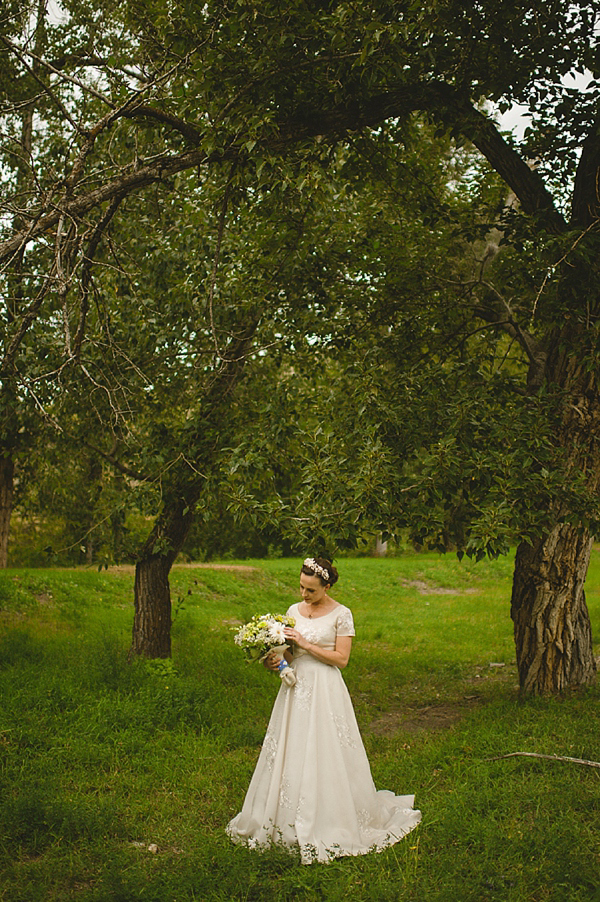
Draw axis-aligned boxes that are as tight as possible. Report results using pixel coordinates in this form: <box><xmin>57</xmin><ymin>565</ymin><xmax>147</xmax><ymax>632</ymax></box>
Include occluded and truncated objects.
<box><xmin>301</xmin><ymin>557</ymin><xmax>339</xmax><ymax>587</ymax></box>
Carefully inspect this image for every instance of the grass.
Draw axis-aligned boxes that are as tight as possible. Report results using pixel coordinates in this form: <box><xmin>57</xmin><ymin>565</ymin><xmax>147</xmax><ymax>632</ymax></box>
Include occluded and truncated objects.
<box><xmin>1</xmin><ymin>552</ymin><xmax>600</xmax><ymax>901</ymax></box>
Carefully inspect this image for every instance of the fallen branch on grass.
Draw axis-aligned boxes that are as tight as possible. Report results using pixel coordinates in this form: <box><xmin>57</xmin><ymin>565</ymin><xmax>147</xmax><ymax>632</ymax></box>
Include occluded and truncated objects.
<box><xmin>489</xmin><ymin>752</ymin><xmax>600</xmax><ymax>769</ymax></box>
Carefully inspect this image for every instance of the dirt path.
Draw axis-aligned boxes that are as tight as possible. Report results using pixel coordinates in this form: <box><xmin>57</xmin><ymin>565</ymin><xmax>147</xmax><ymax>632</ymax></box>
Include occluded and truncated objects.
<box><xmin>108</xmin><ymin>562</ymin><xmax>260</xmax><ymax>575</ymax></box>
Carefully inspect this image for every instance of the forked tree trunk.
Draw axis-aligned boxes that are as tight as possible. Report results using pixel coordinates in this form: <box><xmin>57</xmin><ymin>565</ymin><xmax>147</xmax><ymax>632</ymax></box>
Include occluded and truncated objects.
<box><xmin>131</xmin><ymin>496</ymin><xmax>196</xmax><ymax>658</ymax></box>
<box><xmin>511</xmin><ymin>525</ymin><xmax>596</xmax><ymax>695</ymax></box>
<box><xmin>0</xmin><ymin>456</ymin><xmax>14</xmax><ymax>569</ymax></box>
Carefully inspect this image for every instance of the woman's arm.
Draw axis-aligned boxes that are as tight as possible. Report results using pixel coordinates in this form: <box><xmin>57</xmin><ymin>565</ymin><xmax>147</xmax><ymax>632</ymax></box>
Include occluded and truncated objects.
<box><xmin>284</xmin><ymin>627</ymin><xmax>352</xmax><ymax>669</ymax></box>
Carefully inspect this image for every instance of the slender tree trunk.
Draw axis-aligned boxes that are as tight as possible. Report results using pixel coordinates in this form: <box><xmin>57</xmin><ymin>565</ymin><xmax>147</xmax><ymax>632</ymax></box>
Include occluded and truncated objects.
<box><xmin>130</xmin><ymin>320</ymin><xmax>258</xmax><ymax>659</ymax></box>
<box><xmin>0</xmin><ymin>456</ymin><xmax>14</xmax><ymax>568</ymax></box>
<box><xmin>0</xmin><ymin>5</ymin><xmax>46</xmax><ymax>570</ymax></box>
<box><xmin>511</xmin><ymin>526</ymin><xmax>596</xmax><ymax>695</ymax></box>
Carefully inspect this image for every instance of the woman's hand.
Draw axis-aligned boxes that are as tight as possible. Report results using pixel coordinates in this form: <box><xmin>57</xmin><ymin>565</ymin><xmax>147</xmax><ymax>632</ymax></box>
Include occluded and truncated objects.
<box><xmin>262</xmin><ymin>652</ymin><xmax>281</xmax><ymax>672</ymax></box>
<box><xmin>284</xmin><ymin>627</ymin><xmax>309</xmax><ymax>651</ymax></box>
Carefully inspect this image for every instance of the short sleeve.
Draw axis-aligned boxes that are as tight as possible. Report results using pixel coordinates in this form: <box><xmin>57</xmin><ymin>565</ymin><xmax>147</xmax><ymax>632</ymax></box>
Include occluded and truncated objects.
<box><xmin>336</xmin><ymin>606</ymin><xmax>355</xmax><ymax>637</ymax></box>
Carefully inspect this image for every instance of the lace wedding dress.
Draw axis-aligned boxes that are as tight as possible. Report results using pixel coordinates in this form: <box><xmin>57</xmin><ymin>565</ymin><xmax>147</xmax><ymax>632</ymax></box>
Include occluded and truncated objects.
<box><xmin>227</xmin><ymin>602</ymin><xmax>421</xmax><ymax>863</ymax></box>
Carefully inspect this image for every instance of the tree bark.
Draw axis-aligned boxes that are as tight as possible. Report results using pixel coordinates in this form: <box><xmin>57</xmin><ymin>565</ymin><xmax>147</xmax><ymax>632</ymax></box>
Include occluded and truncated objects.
<box><xmin>0</xmin><ymin>456</ymin><xmax>14</xmax><ymax>569</ymax></box>
<box><xmin>132</xmin><ymin>553</ymin><xmax>174</xmax><ymax>658</ymax></box>
<box><xmin>511</xmin><ymin>526</ymin><xmax>596</xmax><ymax>695</ymax></box>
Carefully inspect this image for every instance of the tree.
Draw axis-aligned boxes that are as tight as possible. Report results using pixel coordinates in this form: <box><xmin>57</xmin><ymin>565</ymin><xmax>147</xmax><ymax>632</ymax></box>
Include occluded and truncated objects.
<box><xmin>1</xmin><ymin>0</ymin><xmax>599</xmax><ymax>691</ymax></box>
<box><xmin>182</xmin><ymin>0</ymin><xmax>600</xmax><ymax>694</ymax></box>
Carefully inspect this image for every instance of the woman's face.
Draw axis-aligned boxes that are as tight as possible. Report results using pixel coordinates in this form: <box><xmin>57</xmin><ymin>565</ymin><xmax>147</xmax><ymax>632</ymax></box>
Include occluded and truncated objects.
<box><xmin>300</xmin><ymin>572</ymin><xmax>329</xmax><ymax>603</ymax></box>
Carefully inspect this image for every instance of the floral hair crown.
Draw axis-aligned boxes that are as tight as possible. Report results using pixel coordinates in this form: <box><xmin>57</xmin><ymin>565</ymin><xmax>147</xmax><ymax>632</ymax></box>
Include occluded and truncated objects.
<box><xmin>303</xmin><ymin>557</ymin><xmax>330</xmax><ymax>582</ymax></box>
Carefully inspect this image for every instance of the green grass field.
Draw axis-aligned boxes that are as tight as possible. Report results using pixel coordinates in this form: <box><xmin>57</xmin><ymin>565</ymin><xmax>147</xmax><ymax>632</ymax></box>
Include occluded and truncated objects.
<box><xmin>1</xmin><ymin>552</ymin><xmax>600</xmax><ymax>901</ymax></box>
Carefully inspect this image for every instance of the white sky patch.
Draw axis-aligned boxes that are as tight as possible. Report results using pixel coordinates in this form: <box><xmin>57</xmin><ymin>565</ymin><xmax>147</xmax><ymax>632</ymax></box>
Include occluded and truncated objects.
<box><xmin>495</xmin><ymin>70</ymin><xmax>594</xmax><ymax>141</ymax></box>
<box><xmin>47</xmin><ymin>0</ymin><xmax>69</xmax><ymax>25</ymax></box>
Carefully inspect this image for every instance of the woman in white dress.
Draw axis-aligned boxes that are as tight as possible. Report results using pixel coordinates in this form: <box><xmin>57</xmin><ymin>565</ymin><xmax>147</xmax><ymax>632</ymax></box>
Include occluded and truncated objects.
<box><xmin>226</xmin><ymin>557</ymin><xmax>421</xmax><ymax>864</ymax></box>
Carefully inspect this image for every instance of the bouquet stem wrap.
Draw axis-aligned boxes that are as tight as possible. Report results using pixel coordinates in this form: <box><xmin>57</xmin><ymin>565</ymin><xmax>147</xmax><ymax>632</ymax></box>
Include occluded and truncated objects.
<box><xmin>277</xmin><ymin>656</ymin><xmax>297</xmax><ymax>687</ymax></box>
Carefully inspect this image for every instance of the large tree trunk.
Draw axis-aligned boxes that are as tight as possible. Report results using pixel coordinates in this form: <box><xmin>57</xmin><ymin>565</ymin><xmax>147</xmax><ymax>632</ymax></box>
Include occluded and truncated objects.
<box><xmin>511</xmin><ymin>526</ymin><xmax>596</xmax><ymax>695</ymax></box>
<box><xmin>510</xmin><ymin>322</ymin><xmax>600</xmax><ymax>694</ymax></box>
<box><xmin>0</xmin><ymin>456</ymin><xmax>14</xmax><ymax>568</ymax></box>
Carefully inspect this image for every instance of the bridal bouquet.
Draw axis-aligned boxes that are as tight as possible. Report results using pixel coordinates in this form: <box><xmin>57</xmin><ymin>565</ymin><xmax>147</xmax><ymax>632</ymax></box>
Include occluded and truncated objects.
<box><xmin>233</xmin><ymin>613</ymin><xmax>297</xmax><ymax>686</ymax></box>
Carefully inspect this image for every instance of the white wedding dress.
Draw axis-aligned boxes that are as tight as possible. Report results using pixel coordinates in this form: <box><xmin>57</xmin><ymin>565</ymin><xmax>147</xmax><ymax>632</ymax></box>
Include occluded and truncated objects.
<box><xmin>227</xmin><ymin>602</ymin><xmax>421</xmax><ymax>863</ymax></box>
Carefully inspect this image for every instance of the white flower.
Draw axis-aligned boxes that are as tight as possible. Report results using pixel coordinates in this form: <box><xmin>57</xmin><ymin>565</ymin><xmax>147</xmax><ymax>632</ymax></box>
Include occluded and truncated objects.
<box><xmin>268</xmin><ymin>622</ymin><xmax>286</xmax><ymax>644</ymax></box>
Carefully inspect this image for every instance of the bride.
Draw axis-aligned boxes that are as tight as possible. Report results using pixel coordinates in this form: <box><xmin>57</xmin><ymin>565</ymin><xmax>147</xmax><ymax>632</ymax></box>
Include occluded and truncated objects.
<box><xmin>226</xmin><ymin>556</ymin><xmax>421</xmax><ymax>864</ymax></box>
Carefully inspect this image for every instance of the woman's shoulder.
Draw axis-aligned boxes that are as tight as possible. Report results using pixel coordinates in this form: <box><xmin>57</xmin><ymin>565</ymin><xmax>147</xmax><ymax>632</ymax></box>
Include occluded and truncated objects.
<box><xmin>333</xmin><ymin>603</ymin><xmax>355</xmax><ymax>635</ymax></box>
<box><xmin>330</xmin><ymin>600</ymin><xmax>351</xmax><ymax>613</ymax></box>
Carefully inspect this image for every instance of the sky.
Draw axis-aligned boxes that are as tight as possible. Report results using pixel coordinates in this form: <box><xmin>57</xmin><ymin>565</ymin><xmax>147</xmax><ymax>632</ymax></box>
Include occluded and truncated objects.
<box><xmin>496</xmin><ymin>70</ymin><xmax>593</xmax><ymax>140</ymax></box>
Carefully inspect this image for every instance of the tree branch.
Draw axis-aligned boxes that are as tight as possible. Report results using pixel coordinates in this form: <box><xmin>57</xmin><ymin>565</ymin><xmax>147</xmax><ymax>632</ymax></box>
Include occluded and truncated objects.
<box><xmin>571</xmin><ymin>109</ymin><xmax>600</xmax><ymax>228</ymax></box>
<box><xmin>472</xmin><ymin>280</ymin><xmax>542</xmax><ymax>361</ymax></box>
<box><xmin>83</xmin><ymin>440</ymin><xmax>149</xmax><ymax>482</ymax></box>
<box><xmin>0</xmin><ymin>147</ymin><xmax>218</xmax><ymax>265</ymax></box>
<box><xmin>1</xmin><ymin>275</ymin><xmax>54</xmax><ymax>373</ymax></box>
<box><xmin>74</xmin><ymin>193</ymin><xmax>127</xmax><ymax>358</ymax></box>
<box><xmin>281</xmin><ymin>81</ymin><xmax>567</xmax><ymax>235</ymax></box>
<box><xmin>488</xmin><ymin>751</ymin><xmax>600</xmax><ymax>769</ymax></box>
<box><xmin>0</xmin><ymin>34</ymin><xmax>82</xmax><ymax>134</ymax></box>
<box><xmin>1</xmin><ymin>35</ymin><xmax>115</xmax><ymax>109</ymax></box>
<box><xmin>0</xmin><ymin>79</ymin><xmax>570</xmax><ymax>271</ymax></box>
<box><xmin>448</xmin><ymin>101</ymin><xmax>566</xmax><ymax>235</ymax></box>
<box><xmin>469</xmin><ymin>290</ymin><xmax>548</xmax><ymax>391</ymax></box>
<box><xmin>530</xmin><ymin>220</ymin><xmax>600</xmax><ymax>325</ymax></box>
<box><xmin>121</xmin><ymin>104</ymin><xmax>203</xmax><ymax>145</ymax></box>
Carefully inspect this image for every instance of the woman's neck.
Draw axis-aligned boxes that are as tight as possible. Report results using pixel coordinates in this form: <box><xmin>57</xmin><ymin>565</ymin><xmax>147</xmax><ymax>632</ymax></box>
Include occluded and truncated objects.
<box><xmin>302</xmin><ymin>596</ymin><xmax>332</xmax><ymax>617</ymax></box>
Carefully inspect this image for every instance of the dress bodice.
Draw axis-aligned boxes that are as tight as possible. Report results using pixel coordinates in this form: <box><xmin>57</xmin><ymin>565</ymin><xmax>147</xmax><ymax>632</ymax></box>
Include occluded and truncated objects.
<box><xmin>286</xmin><ymin>602</ymin><xmax>355</xmax><ymax>652</ymax></box>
